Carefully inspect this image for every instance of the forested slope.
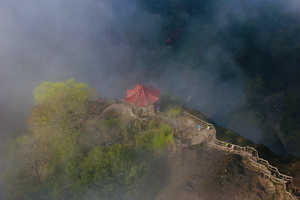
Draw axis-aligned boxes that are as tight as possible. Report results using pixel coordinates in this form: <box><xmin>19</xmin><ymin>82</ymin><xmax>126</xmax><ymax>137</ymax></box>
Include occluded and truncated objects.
<box><xmin>131</xmin><ymin>0</ymin><xmax>300</xmax><ymax>155</ymax></box>
<box><xmin>3</xmin><ymin>79</ymin><xmax>300</xmax><ymax>199</ymax></box>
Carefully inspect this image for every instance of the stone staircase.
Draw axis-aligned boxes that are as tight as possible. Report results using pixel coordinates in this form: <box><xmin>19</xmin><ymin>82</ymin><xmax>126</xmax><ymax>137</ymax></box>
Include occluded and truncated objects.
<box><xmin>101</xmin><ymin>100</ymin><xmax>297</xmax><ymax>199</ymax></box>
<box><xmin>179</xmin><ymin>111</ymin><xmax>296</xmax><ymax>200</ymax></box>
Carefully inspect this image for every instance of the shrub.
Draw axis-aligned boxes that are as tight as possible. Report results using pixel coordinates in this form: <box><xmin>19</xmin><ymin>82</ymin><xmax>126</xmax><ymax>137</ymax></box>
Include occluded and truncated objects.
<box><xmin>157</xmin><ymin>92</ymin><xmax>180</xmax><ymax>112</ymax></box>
<box><xmin>104</xmin><ymin>118</ymin><xmax>119</xmax><ymax>128</ymax></box>
<box><xmin>280</xmin><ymin>94</ymin><xmax>300</xmax><ymax>135</ymax></box>
<box><xmin>225</xmin><ymin>130</ymin><xmax>239</xmax><ymax>138</ymax></box>
<box><xmin>68</xmin><ymin>144</ymin><xmax>148</xmax><ymax>199</ymax></box>
<box><xmin>236</xmin><ymin>138</ymin><xmax>255</xmax><ymax>147</ymax></box>
<box><xmin>153</xmin><ymin>133</ymin><xmax>173</xmax><ymax>150</ymax></box>
<box><xmin>153</xmin><ymin>124</ymin><xmax>174</xmax><ymax>150</ymax></box>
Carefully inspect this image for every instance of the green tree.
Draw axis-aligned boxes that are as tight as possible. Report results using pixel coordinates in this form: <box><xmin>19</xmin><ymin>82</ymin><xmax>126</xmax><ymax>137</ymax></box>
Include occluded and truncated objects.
<box><xmin>33</xmin><ymin>78</ymin><xmax>97</xmax><ymax>104</ymax></box>
<box><xmin>280</xmin><ymin>94</ymin><xmax>300</xmax><ymax>135</ymax></box>
<box><xmin>4</xmin><ymin>79</ymin><xmax>99</xmax><ymax>199</ymax></box>
<box><xmin>247</xmin><ymin>74</ymin><xmax>267</xmax><ymax>101</ymax></box>
<box><xmin>30</xmin><ymin>79</ymin><xmax>96</xmax><ymax>134</ymax></box>
<box><xmin>28</xmin><ymin>79</ymin><xmax>98</xmax><ymax>169</ymax></box>
<box><xmin>29</xmin><ymin>78</ymin><xmax>97</xmax><ymax>138</ymax></box>
<box><xmin>67</xmin><ymin>144</ymin><xmax>148</xmax><ymax>199</ymax></box>
<box><xmin>157</xmin><ymin>92</ymin><xmax>181</xmax><ymax>112</ymax></box>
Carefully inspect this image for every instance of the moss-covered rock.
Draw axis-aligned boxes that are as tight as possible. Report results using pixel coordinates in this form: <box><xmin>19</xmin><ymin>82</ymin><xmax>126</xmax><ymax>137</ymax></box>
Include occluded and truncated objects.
<box><xmin>254</xmin><ymin>144</ymin><xmax>276</xmax><ymax>160</ymax></box>
<box><xmin>182</xmin><ymin>106</ymin><xmax>217</xmax><ymax>126</ymax></box>
<box><xmin>236</xmin><ymin>137</ymin><xmax>255</xmax><ymax>147</ymax></box>
<box><xmin>217</xmin><ymin>127</ymin><xmax>239</xmax><ymax>142</ymax></box>
<box><xmin>216</xmin><ymin>127</ymin><xmax>255</xmax><ymax>148</ymax></box>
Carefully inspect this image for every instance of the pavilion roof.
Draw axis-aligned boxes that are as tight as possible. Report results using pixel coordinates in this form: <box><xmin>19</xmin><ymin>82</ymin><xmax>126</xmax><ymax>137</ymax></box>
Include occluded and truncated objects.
<box><xmin>125</xmin><ymin>83</ymin><xmax>161</xmax><ymax>107</ymax></box>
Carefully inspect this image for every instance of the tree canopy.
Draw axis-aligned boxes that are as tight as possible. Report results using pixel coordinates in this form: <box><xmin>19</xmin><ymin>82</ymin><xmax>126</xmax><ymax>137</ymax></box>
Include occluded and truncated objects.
<box><xmin>29</xmin><ymin>78</ymin><xmax>97</xmax><ymax>139</ymax></box>
<box><xmin>33</xmin><ymin>78</ymin><xmax>97</xmax><ymax>104</ymax></box>
<box><xmin>5</xmin><ymin>79</ymin><xmax>171</xmax><ymax>200</ymax></box>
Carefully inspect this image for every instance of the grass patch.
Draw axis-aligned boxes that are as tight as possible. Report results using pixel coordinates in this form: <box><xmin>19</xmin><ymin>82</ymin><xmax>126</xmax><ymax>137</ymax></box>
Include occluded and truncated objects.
<box><xmin>236</xmin><ymin>137</ymin><xmax>255</xmax><ymax>147</ymax></box>
<box><xmin>104</xmin><ymin>118</ymin><xmax>119</xmax><ymax>128</ymax></box>
<box><xmin>225</xmin><ymin>130</ymin><xmax>239</xmax><ymax>138</ymax></box>
<box><xmin>167</xmin><ymin>106</ymin><xmax>182</xmax><ymax>119</ymax></box>
<box><xmin>153</xmin><ymin>133</ymin><xmax>173</xmax><ymax>150</ymax></box>
<box><xmin>153</xmin><ymin>124</ymin><xmax>174</xmax><ymax>150</ymax></box>
<box><xmin>134</xmin><ymin>124</ymin><xmax>174</xmax><ymax>151</ymax></box>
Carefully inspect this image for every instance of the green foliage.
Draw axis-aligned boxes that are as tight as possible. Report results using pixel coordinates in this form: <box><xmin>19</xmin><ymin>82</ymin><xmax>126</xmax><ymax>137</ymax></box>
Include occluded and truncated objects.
<box><xmin>8</xmin><ymin>88</ymin><xmax>173</xmax><ymax>200</ymax></box>
<box><xmin>68</xmin><ymin>144</ymin><xmax>148</xmax><ymax>199</ymax></box>
<box><xmin>39</xmin><ymin>173</ymin><xmax>72</xmax><ymax>200</ymax></box>
<box><xmin>153</xmin><ymin>124</ymin><xmax>174</xmax><ymax>150</ymax></box>
<box><xmin>104</xmin><ymin>118</ymin><xmax>119</xmax><ymax>129</ymax></box>
<box><xmin>29</xmin><ymin>79</ymin><xmax>98</xmax><ymax>140</ymax></box>
<box><xmin>280</xmin><ymin>94</ymin><xmax>300</xmax><ymax>135</ymax></box>
<box><xmin>4</xmin><ymin>79</ymin><xmax>103</xmax><ymax>199</ymax></box>
<box><xmin>134</xmin><ymin>124</ymin><xmax>174</xmax><ymax>151</ymax></box>
<box><xmin>167</xmin><ymin>105</ymin><xmax>182</xmax><ymax>119</ymax></box>
<box><xmin>168</xmin><ymin>107</ymin><xmax>181</xmax><ymax>115</ymax></box>
<box><xmin>217</xmin><ymin>127</ymin><xmax>256</xmax><ymax>148</ymax></box>
<box><xmin>236</xmin><ymin>138</ymin><xmax>255</xmax><ymax>147</ymax></box>
<box><xmin>225</xmin><ymin>130</ymin><xmax>239</xmax><ymax>138</ymax></box>
<box><xmin>280</xmin><ymin>94</ymin><xmax>300</xmax><ymax>154</ymax></box>
<box><xmin>139</xmin><ymin>119</ymin><xmax>160</xmax><ymax>131</ymax></box>
<box><xmin>254</xmin><ymin>144</ymin><xmax>276</xmax><ymax>160</ymax></box>
<box><xmin>4</xmin><ymin>135</ymin><xmax>74</xmax><ymax>200</ymax></box>
<box><xmin>247</xmin><ymin>74</ymin><xmax>267</xmax><ymax>101</ymax></box>
<box><xmin>48</xmin><ymin>134</ymin><xmax>81</xmax><ymax>169</ymax></box>
<box><xmin>33</xmin><ymin>78</ymin><xmax>97</xmax><ymax>104</ymax></box>
<box><xmin>134</xmin><ymin>131</ymin><xmax>156</xmax><ymax>150</ymax></box>
<box><xmin>216</xmin><ymin>127</ymin><xmax>240</xmax><ymax>141</ymax></box>
<box><xmin>12</xmin><ymin>1</ymin><xmax>300</xmax><ymax>196</ymax></box>
<box><xmin>153</xmin><ymin>132</ymin><xmax>173</xmax><ymax>150</ymax></box>
<box><xmin>159</xmin><ymin>124</ymin><xmax>173</xmax><ymax>135</ymax></box>
<box><xmin>260</xmin><ymin>123</ymin><xmax>286</xmax><ymax>154</ymax></box>
<box><xmin>103</xmin><ymin>109</ymin><xmax>118</xmax><ymax>120</ymax></box>
<box><xmin>157</xmin><ymin>92</ymin><xmax>181</xmax><ymax>112</ymax></box>
<box><xmin>27</xmin><ymin>79</ymin><xmax>99</xmax><ymax>168</ymax></box>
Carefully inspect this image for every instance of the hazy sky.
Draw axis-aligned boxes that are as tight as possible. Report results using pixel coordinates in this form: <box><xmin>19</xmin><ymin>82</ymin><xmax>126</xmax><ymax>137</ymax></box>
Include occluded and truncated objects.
<box><xmin>0</xmin><ymin>0</ymin><xmax>299</xmax><ymax>150</ymax></box>
<box><xmin>1</xmin><ymin>2</ymin><xmax>300</xmax><ymax>198</ymax></box>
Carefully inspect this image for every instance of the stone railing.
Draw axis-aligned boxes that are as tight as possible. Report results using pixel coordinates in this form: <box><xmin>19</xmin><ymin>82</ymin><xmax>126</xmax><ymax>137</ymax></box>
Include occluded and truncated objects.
<box><xmin>178</xmin><ymin>111</ymin><xmax>295</xmax><ymax>200</ymax></box>
<box><xmin>209</xmin><ymin>137</ymin><xmax>293</xmax><ymax>182</ymax></box>
<box><xmin>180</xmin><ymin>111</ymin><xmax>216</xmax><ymax>137</ymax></box>
<box><xmin>207</xmin><ymin>140</ymin><xmax>295</xmax><ymax>200</ymax></box>
<box><xmin>99</xmin><ymin>101</ymin><xmax>296</xmax><ymax>199</ymax></box>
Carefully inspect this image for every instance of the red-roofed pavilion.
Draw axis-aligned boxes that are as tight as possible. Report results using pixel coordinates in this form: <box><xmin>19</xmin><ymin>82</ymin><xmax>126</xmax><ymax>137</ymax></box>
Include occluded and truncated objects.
<box><xmin>125</xmin><ymin>83</ymin><xmax>161</xmax><ymax>117</ymax></box>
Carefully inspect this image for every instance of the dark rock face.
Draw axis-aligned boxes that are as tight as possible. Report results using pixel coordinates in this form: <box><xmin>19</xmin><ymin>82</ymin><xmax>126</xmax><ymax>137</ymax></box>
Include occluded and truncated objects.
<box><xmin>155</xmin><ymin>144</ymin><xmax>286</xmax><ymax>200</ymax></box>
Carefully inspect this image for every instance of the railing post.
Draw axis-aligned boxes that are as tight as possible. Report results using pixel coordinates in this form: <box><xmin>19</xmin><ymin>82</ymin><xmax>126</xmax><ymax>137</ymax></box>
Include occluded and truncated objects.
<box><xmin>179</xmin><ymin>111</ymin><xmax>294</xmax><ymax>199</ymax></box>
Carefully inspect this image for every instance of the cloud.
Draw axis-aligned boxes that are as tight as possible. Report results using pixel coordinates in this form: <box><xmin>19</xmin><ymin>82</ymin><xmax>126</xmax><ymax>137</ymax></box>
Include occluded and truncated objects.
<box><xmin>2</xmin><ymin>0</ymin><xmax>300</xmax><ymax>198</ymax></box>
<box><xmin>0</xmin><ymin>0</ymin><xmax>158</xmax><ymax>140</ymax></box>
<box><xmin>0</xmin><ymin>0</ymin><xmax>300</xmax><ymax>164</ymax></box>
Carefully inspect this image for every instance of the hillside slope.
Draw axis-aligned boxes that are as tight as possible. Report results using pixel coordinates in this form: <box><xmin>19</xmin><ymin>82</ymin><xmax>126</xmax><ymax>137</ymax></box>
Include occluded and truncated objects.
<box><xmin>156</xmin><ymin>144</ymin><xmax>287</xmax><ymax>200</ymax></box>
<box><xmin>5</xmin><ymin>96</ymin><xmax>298</xmax><ymax>200</ymax></box>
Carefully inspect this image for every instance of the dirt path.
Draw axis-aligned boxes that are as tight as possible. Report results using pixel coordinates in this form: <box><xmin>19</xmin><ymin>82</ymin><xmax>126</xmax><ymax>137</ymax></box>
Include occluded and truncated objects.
<box><xmin>101</xmin><ymin>102</ymin><xmax>213</xmax><ymax>147</ymax></box>
<box><xmin>155</xmin><ymin>146</ymin><xmax>229</xmax><ymax>200</ymax></box>
<box><xmin>100</xmin><ymin>102</ymin><xmax>289</xmax><ymax>199</ymax></box>
<box><xmin>176</xmin><ymin>116</ymin><xmax>214</xmax><ymax>145</ymax></box>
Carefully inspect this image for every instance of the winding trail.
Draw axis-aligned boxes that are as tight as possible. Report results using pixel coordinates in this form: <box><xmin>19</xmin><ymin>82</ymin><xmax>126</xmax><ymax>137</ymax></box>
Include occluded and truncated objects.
<box><xmin>102</xmin><ymin>100</ymin><xmax>297</xmax><ymax>199</ymax></box>
<box><xmin>180</xmin><ymin>111</ymin><xmax>296</xmax><ymax>200</ymax></box>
